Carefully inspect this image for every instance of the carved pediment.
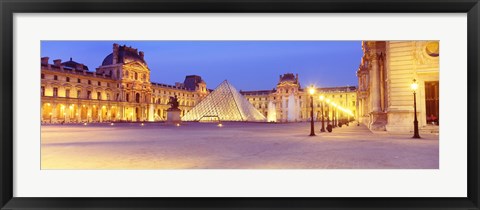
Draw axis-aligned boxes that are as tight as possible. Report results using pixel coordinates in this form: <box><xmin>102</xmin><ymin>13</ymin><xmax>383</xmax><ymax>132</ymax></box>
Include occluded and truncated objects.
<box><xmin>415</xmin><ymin>41</ymin><xmax>439</xmax><ymax>65</ymax></box>
<box><xmin>123</xmin><ymin>61</ymin><xmax>149</xmax><ymax>72</ymax></box>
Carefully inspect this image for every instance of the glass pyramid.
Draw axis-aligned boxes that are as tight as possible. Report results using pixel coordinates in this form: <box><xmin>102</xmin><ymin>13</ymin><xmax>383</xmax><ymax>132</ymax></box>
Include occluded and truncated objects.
<box><xmin>182</xmin><ymin>80</ymin><xmax>267</xmax><ymax>122</ymax></box>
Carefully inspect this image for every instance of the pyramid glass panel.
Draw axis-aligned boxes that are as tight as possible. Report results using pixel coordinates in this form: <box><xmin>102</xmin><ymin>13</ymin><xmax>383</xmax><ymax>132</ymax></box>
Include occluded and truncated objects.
<box><xmin>182</xmin><ymin>80</ymin><xmax>266</xmax><ymax>122</ymax></box>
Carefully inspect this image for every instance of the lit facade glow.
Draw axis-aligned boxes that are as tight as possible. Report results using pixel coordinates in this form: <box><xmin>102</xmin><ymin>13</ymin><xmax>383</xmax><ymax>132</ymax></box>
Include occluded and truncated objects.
<box><xmin>357</xmin><ymin>41</ymin><xmax>439</xmax><ymax>133</ymax></box>
<box><xmin>181</xmin><ymin>80</ymin><xmax>266</xmax><ymax>122</ymax></box>
<box><xmin>41</xmin><ymin>44</ymin><xmax>358</xmax><ymax>123</ymax></box>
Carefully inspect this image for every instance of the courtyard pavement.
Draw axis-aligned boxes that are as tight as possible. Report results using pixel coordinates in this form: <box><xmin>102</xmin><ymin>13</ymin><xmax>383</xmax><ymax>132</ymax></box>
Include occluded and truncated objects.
<box><xmin>41</xmin><ymin>122</ymin><xmax>439</xmax><ymax>169</ymax></box>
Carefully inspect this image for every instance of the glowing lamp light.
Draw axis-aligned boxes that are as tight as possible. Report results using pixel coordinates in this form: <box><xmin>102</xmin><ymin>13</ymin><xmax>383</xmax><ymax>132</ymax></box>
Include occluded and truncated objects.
<box><xmin>218</xmin><ymin>123</ymin><xmax>223</xmax><ymax>127</ymax></box>
<box><xmin>308</xmin><ymin>86</ymin><xmax>315</xmax><ymax>95</ymax></box>
<box><xmin>326</xmin><ymin>99</ymin><xmax>331</xmax><ymax>103</ymax></box>
<box><xmin>319</xmin><ymin>95</ymin><xmax>325</xmax><ymax>101</ymax></box>
<box><xmin>411</xmin><ymin>79</ymin><xmax>418</xmax><ymax>91</ymax></box>
<box><xmin>176</xmin><ymin>123</ymin><xmax>180</xmax><ymax>127</ymax></box>
<box><xmin>110</xmin><ymin>123</ymin><xmax>114</xmax><ymax>126</ymax></box>
<box><xmin>141</xmin><ymin>123</ymin><xmax>144</xmax><ymax>126</ymax></box>
<box><xmin>83</xmin><ymin>123</ymin><xmax>87</xmax><ymax>126</ymax></box>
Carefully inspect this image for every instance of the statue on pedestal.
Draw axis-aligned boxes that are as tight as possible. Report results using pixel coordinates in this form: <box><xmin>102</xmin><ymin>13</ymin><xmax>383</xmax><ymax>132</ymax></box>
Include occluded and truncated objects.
<box><xmin>167</xmin><ymin>95</ymin><xmax>180</xmax><ymax>111</ymax></box>
<box><xmin>166</xmin><ymin>95</ymin><xmax>181</xmax><ymax>123</ymax></box>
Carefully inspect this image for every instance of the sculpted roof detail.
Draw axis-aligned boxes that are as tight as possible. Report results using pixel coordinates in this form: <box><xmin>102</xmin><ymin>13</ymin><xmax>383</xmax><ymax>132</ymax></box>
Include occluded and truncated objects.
<box><xmin>102</xmin><ymin>44</ymin><xmax>146</xmax><ymax>66</ymax></box>
<box><xmin>278</xmin><ymin>73</ymin><xmax>299</xmax><ymax>85</ymax></box>
<box><xmin>62</xmin><ymin>58</ymin><xmax>89</xmax><ymax>70</ymax></box>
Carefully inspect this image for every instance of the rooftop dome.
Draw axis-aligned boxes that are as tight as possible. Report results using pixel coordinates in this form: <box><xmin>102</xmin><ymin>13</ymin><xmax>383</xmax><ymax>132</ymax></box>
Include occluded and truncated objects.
<box><xmin>278</xmin><ymin>73</ymin><xmax>299</xmax><ymax>84</ymax></box>
<box><xmin>101</xmin><ymin>44</ymin><xmax>146</xmax><ymax>66</ymax></box>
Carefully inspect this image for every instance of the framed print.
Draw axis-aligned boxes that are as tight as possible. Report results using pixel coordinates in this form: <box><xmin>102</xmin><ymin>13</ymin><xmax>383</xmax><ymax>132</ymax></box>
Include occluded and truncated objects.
<box><xmin>1</xmin><ymin>0</ymin><xmax>479</xmax><ymax>209</ymax></box>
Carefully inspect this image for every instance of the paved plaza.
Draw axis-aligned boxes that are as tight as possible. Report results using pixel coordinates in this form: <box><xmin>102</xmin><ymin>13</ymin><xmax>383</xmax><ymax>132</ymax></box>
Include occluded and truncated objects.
<box><xmin>41</xmin><ymin>122</ymin><xmax>439</xmax><ymax>169</ymax></box>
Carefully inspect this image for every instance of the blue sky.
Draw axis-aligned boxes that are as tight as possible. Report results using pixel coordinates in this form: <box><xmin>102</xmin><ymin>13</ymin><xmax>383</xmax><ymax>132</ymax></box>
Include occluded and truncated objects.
<box><xmin>41</xmin><ymin>41</ymin><xmax>362</xmax><ymax>90</ymax></box>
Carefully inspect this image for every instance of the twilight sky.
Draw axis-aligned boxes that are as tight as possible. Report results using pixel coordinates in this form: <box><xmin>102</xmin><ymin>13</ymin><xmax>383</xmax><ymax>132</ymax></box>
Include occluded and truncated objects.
<box><xmin>41</xmin><ymin>41</ymin><xmax>362</xmax><ymax>90</ymax></box>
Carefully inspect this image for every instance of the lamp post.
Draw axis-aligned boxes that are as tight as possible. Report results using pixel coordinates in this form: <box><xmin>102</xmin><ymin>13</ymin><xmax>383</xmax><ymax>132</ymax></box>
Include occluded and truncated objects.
<box><xmin>319</xmin><ymin>95</ymin><xmax>325</xmax><ymax>132</ymax></box>
<box><xmin>332</xmin><ymin>102</ymin><xmax>337</xmax><ymax>128</ymax></box>
<box><xmin>326</xmin><ymin>99</ymin><xmax>331</xmax><ymax>126</ymax></box>
<box><xmin>309</xmin><ymin>86</ymin><xmax>316</xmax><ymax>136</ymax></box>
<box><xmin>411</xmin><ymin>79</ymin><xmax>421</xmax><ymax>139</ymax></box>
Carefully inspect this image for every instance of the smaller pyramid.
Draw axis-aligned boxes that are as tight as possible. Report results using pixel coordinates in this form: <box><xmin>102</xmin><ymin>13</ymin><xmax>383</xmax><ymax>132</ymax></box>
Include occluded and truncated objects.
<box><xmin>182</xmin><ymin>80</ymin><xmax>266</xmax><ymax>122</ymax></box>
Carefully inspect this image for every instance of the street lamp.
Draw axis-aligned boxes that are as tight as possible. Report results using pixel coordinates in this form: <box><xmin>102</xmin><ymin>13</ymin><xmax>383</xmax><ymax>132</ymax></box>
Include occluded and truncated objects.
<box><xmin>332</xmin><ymin>102</ymin><xmax>338</xmax><ymax>128</ymax></box>
<box><xmin>411</xmin><ymin>79</ymin><xmax>421</xmax><ymax>138</ymax></box>
<box><xmin>319</xmin><ymin>95</ymin><xmax>325</xmax><ymax>132</ymax></box>
<box><xmin>326</xmin><ymin>99</ymin><xmax>331</xmax><ymax>126</ymax></box>
<box><xmin>308</xmin><ymin>86</ymin><xmax>316</xmax><ymax>136</ymax></box>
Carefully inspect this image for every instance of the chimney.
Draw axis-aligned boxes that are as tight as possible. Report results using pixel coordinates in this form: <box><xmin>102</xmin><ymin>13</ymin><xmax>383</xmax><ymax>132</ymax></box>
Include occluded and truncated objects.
<box><xmin>113</xmin><ymin>43</ymin><xmax>119</xmax><ymax>64</ymax></box>
<box><xmin>41</xmin><ymin>57</ymin><xmax>49</xmax><ymax>65</ymax></box>
<box><xmin>53</xmin><ymin>59</ymin><xmax>62</xmax><ymax>67</ymax></box>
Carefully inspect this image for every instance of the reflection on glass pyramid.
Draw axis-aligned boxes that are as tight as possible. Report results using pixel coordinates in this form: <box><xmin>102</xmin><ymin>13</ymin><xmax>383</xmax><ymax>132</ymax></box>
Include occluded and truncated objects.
<box><xmin>182</xmin><ymin>80</ymin><xmax>267</xmax><ymax>122</ymax></box>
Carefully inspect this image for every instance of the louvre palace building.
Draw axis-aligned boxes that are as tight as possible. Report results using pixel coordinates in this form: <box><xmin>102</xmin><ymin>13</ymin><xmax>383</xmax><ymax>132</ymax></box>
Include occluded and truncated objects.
<box><xmin>41</xmin><ymin>43</ymin><xmax>357</xmax><ymax>123</ymax></box>
<box><xmin>357</xmin><ymin>41</ymin><xmax>439</xmax><ymax>133</ymax></box>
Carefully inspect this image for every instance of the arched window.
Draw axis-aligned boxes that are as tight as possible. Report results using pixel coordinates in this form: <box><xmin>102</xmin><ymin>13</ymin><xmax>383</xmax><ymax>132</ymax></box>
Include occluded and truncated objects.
<box><xmin>136</xmin><ymin>93</ymin><xmax>140</xmax><ymax>103</ymax></box>
<box><xmin>135</xmin><ymin>72</ymin><xmax>138</xmax><ymax>80</ymax></box>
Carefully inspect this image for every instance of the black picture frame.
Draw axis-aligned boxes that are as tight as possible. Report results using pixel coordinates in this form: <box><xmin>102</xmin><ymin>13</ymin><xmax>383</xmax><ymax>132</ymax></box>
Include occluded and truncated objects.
<box><xmin>1</xmin><ymin>0</ymin><xmax>479</xmax><ymax>209</ymax></box>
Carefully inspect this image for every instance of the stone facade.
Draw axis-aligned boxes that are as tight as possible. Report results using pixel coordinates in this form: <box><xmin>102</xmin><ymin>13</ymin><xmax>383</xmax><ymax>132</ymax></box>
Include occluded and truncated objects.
<box><xmin>357</xmin><ymin>41</ymin><xmax>439</xmax><ymax>133</ymax></box>
<box><xmin>41</xmin><ymin>44</ymin><xmax>208</xmax><ymax>123</ymax></box>
<box><xmin>41</xmin><ymin>44</ymin><xmax>358</xmax><ymax>124</ymax></box>
<box><xmin>241</xmin><ymin>73</ymin><xmax>358</xmax><ymax>123</ymax></box>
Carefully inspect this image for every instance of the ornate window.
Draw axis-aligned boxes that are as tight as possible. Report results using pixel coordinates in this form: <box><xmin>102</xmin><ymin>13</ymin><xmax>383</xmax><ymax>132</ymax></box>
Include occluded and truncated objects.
<box><xmin>425</xmin><ymin>41</ymin><xmax>439</xmax><ymax>57</ymax></box>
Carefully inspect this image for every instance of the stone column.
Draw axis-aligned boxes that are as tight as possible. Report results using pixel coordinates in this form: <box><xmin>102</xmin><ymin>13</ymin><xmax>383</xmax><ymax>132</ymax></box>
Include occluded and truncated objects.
<box><xmin>148</xmin><ymin>104</ymin><xmax>154</xmax><ymax>122</ymax></box>
<box><xmin>87</xmin><ymin>106</ymin><xmax>92</xmax><ymax>123</ymax></box>
<box><xmin>77</xmin><ymin>104</ymin><xmax>81</xmax><ymax>123</ymax></box>
<box><xmin>51</xmin><ymin>104</ymin><xmax>57</xmax><ymax>123</ymax></box>
<box><xmin>65</xmin><ymin>106</ymin><xmax>70</xmax><ymax>123</ymax></box>
<box><xmin>370</xmin><ymin>55</ymin><xmax>382</xmax><ymax>112</ymax></box>
<box><xmin>369</xmin><ymin>52</ymin><xmax>387</xmax><ymax>131</ymax></box>
<box><xmin>107</xmin><ymin>107</ymin><xmax>111</xmax><ymax>121</ymax></box>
